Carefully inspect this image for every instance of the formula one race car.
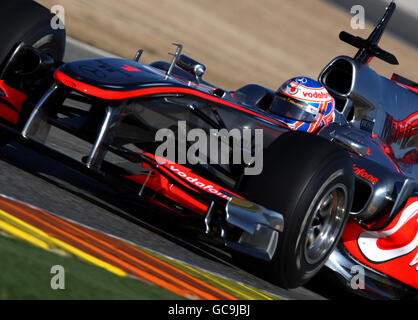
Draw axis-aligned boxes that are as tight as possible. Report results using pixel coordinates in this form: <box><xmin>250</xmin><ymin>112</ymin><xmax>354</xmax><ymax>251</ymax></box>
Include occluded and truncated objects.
<box><xmin>0</xmin><ymin>1</ymin><xmax>416</xmax><ymax>298</ymax></box>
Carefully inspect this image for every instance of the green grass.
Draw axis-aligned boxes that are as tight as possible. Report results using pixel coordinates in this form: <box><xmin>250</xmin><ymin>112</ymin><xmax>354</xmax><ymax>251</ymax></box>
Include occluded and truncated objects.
<box><xmin>0</xmin><ymin>234</ymin><xmax>184</xmax><ymax>300</ymax></box>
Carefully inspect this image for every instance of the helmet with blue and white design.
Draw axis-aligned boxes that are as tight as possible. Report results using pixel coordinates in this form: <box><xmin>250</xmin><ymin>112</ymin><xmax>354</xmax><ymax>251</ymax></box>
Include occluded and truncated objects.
<box><xmin>270</xmin><ymin>77</ymin><xmax>335</xmax><ymax>133</ymax></box>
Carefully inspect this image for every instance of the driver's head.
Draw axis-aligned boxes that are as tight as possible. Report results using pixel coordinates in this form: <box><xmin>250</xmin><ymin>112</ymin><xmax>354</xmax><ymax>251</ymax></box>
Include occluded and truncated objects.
<box><xmin>270</xmin><ymin>77</ymin><xmax>335</xmax><ymax>133</ymax></box>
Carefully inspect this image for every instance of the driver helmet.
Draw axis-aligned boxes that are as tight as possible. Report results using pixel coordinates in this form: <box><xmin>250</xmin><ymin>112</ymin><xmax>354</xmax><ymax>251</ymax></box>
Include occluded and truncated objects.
<box><xmin>270</xmin><ymin>77</ymin><xmax>335</xmax><ymax>133</ymax></box>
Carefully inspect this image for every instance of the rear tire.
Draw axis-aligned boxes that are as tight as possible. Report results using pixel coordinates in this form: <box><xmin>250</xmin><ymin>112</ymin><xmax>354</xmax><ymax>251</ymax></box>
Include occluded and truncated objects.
<box><xmin>235</xmin><ymin>131</ymin><xmax>354</xmax><ymax>288</ymax></box>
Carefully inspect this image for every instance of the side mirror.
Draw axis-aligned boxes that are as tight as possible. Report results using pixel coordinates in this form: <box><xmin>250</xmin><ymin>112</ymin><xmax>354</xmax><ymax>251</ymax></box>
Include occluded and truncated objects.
<box><xmin>176</xmin><ymin>54</ymin><xmax>206</xmax><ymax>79</ymax></box>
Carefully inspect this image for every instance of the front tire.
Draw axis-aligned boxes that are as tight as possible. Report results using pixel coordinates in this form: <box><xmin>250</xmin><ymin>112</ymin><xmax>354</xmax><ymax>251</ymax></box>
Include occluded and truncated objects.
<box><xmin>0</xmin><ymin>1</ymin><xmax>65</xmax><ymax>147</ymax></box>
<box><xmin>236</xmin><ymin>131</ymin><xmax>354</xmax><ymax>288</ymax></box>
<box><xmin>0</xmin><ymin>0</ymin><xmax>66</xmax><ymax>70</ymax></box>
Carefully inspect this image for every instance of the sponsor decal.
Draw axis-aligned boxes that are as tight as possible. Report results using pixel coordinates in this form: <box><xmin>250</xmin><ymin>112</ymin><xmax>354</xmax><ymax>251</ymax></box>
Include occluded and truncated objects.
<box><xmin>357</xmin><ymin>200</ymin><xmax>418</xmax><ymax>268</ymax></box>
<box><xmin>302</xmin><ymin>91</ymin><xmax>330</xmax><ymax>100</ymax></box>
<box><xmin>121</xmin><ymin>64</ymin><xmax>141</xmax><ymax>72</ymax></box>
<box><xmin>284</xmin><ymin>83</ymin><xmax>299</xmax><ymax>95</ymax></box>
<box><xmin>281</xmin><ymin>81</ymin><xmax>331</xmax><ymax>103</ymax></box>
<box><xmin>168</xmin><ymin>165</ymin><xmax>232</xmax><ymax>200</ymax></box>
<box><xmin>353</xmin><ymin>164</ymin><xmax>379</xmax><ymax>184</ymax></box>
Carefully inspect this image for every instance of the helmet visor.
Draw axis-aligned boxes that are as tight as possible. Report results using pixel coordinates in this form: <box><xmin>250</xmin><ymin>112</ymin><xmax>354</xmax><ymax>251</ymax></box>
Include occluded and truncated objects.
<box><xmin>270</xmin><ymin>92</ymin><xmax>318</xmax><ymax>122</ymax></box>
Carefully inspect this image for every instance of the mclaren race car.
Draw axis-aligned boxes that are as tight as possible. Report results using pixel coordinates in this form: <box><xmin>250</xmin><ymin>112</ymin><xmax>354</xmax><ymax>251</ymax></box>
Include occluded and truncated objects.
<box><xmin>0</xmin><ymin>1</ymin><xmax>416</xmax><ymax>298</ymax></box>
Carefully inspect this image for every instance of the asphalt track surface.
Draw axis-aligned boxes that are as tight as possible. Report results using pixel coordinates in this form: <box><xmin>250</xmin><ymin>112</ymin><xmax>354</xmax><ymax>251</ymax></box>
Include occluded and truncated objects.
<box><xmin>0</xmin><ymin>39</ymin><xmax>363</xmax><ymax>301</ymax></box>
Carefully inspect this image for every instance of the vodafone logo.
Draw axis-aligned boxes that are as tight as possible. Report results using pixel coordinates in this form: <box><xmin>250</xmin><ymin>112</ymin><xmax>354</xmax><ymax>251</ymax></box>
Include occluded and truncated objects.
<box><xmin>353</xmin><ymin>164</ymin><xmax>379</xmax><ymax>184</ymax></box>
<box><xmin>302</xmin><ymin>91</ymin><xmax>329</xmax><ymax>100</ymax></box>
<box><xmin>279</xmin><ymin>79</ymin><xmax>333</xmax><ymax>106</ymax></box>
<box><xmin>294</xmin><ymin>77</ymin><xmax>308</xmax><ymax>84</ymax></box>
<box><xmin>357</xmin><ymin>200</ymin><xmax>418</xmax><ymax>267</ymax></box>
<box><xmin>169</xmin><ymin>165</ymin><xmax>232</xmax><ymax>200</ymax></box>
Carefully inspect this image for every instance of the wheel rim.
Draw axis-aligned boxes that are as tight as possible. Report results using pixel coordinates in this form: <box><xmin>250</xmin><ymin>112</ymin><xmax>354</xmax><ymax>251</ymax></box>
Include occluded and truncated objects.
<box><xmin>304</xmin><ymin>183</ymin><xmax>348</xmax><ymax>264</ymax></box>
